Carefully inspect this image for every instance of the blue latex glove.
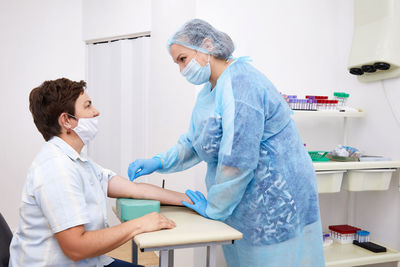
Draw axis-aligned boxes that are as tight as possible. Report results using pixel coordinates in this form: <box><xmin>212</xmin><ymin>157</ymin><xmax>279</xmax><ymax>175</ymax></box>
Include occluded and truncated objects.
<box><xmin>182</xmin><ymin>189</ymin><xmax>209</xmax><ymax>218</ymax></box>
<box><xmin>128</xmin><ymin>158</ymin><xmax>162</xmax><ymax>181</ymax></box>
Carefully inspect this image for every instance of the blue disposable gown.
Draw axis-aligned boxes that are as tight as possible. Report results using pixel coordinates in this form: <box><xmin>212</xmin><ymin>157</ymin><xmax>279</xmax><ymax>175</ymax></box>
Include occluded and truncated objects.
<box><xmin>155</xmin><ymin>57</ymin><xmax>325</xmax><ymax>267</ymax></box>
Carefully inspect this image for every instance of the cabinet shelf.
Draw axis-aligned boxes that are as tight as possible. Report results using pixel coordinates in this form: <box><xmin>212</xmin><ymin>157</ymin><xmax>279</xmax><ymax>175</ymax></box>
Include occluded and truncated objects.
<box><xmin>292</xmin><ymin>109</ymin><xmax>364</xmax><ymax>118</ymax></box>
<box><xmin>325</xmin><ymin>242</ymin><xmax>400</xmax><ymax>266</ymax></box>
<box><xmin>314</xmin><ymin>161</ymin><xmax>400</xmax><ymax>171</ymax></box>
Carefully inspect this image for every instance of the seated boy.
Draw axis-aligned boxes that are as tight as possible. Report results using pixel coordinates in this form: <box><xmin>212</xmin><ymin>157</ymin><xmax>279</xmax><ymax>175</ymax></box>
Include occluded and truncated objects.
<box><xmin>9</xmin><ymin>78</ymin><xmax>192</xmax><ymax>267</ymax></box>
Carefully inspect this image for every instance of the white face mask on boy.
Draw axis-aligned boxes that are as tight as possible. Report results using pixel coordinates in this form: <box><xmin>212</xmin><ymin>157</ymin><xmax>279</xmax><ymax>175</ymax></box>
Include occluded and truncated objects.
<box><xmin>67</xmin><ymin>114</ymin><xmax>99</xmax><ymax>145</ymax></box>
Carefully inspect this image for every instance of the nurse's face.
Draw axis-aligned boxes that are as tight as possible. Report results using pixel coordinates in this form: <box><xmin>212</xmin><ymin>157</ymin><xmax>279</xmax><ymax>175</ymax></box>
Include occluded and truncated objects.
<box><xmin>170</xmin><ymin>44</ymin><xmax>209</xmax><ymax>72</ymax></box>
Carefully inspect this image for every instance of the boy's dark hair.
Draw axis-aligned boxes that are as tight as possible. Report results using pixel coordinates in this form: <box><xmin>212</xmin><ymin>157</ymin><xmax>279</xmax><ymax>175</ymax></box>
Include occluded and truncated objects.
<box><xmin>29</xmin><ymin>78</ymin><xmax>86</xmax><ymax>141</ymax></box>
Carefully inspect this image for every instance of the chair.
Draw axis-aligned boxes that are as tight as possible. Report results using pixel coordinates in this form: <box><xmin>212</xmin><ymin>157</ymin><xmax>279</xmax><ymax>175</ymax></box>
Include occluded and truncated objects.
<box><xmin>0</xmin><ymin>213</ymin><xmax>12</xmax><ymax>267</ymax></box>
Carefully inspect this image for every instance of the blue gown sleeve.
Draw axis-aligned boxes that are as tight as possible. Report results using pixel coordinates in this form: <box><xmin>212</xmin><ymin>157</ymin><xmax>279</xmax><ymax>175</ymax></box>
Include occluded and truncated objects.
<box><xmin>206</xmin><ymin>73</ymin><xmax>265</xmax><ymax>220</ymax></box>
<box><xmin>154</xmin><ymin>123</ymin><xmax>202</xmax><ymax>174</ymax></box>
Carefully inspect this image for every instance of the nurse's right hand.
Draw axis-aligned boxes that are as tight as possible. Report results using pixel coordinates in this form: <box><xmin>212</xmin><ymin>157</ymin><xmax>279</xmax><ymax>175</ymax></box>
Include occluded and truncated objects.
<box><xmin>128</xmin><ymin>158</ymin><xmax>162</xmax><ymax>181</ymax></box>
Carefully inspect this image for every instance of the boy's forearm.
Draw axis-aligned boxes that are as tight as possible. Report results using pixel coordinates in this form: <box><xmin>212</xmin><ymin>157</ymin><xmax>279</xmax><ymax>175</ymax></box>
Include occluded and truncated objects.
<box><xmin>56</xmin><ymin>211</ymin><xmax>175</xmax><ymax>262</ymax></box>
<box><xmin>107</xmin><ymin>175</ymin><xmax>192</xmax><ymax>205</ymax></box>
<box><xmin>56</xmin><ymin>219</ymin><xmax>141</xmax><ymax>261</ymax></box>
<box><xmin>135</xmin><ymin>183</ymin><xmax>192</xmax><ymax>205</ymax></box>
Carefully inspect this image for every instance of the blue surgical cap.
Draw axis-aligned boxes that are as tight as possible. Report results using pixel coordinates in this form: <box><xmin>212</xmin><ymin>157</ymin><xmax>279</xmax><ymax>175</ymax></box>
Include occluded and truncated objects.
<box><xmin>167</xmin><ymin>19</ymin><xmax>235</xmax><ymax>59</ymax></box>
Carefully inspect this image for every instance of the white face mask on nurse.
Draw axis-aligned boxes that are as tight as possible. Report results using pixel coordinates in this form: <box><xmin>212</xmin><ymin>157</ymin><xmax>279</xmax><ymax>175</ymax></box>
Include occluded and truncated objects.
<box><xmin>170</xmin><ymin>44</ymin><xmax>212</xmax><ymax>85</ymax></box>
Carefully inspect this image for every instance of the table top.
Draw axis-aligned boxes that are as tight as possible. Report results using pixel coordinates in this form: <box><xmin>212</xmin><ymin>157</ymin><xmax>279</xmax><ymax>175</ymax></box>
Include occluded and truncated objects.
<box><xmin>131</xmin><ymin>206</ymin><xmax>243</xmax><ymax>249</ymax></box>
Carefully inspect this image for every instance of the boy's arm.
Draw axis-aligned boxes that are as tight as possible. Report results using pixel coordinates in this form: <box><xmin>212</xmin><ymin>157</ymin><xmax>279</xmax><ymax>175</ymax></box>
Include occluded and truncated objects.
<box><xmin>55</xmin><ymin>212</ymin><xmax>175</xmax><ymax>261</ymax></box>
<box><xmin>107</xmin><ymin>175</ymin><xmax>193</xmax><ymax>206</ymax></box>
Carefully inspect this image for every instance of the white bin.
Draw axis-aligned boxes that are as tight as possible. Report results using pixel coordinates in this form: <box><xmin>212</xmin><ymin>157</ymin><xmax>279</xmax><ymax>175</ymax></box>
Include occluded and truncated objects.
<box><xmin>343</xmin><ymin>169</ymin><xmax>396</xmax><ymax>191</ymax></box>
<box><xmin>316</xmin><ymin>171</ymin><xmax>345</xmax><ymax>193</ymax></box>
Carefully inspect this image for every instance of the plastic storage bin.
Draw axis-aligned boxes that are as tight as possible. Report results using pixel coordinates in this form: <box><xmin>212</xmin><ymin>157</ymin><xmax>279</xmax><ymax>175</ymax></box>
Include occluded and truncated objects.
<box><xmin>343</xmin><ymin>169</ymin><xmax>396</xmax><ymax>191</ymax></box>
<box><xmin>316</xmin><ymin>171</ymin><xmax>346</xmax><ymax>193</ymax></box>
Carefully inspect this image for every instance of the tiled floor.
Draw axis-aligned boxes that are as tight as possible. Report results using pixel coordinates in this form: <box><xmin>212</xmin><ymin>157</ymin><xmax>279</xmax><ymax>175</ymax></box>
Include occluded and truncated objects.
<box><xmin>106</xmin><ymin>241</ymin><xmax>158</xmax><ymax>266</ymax></box>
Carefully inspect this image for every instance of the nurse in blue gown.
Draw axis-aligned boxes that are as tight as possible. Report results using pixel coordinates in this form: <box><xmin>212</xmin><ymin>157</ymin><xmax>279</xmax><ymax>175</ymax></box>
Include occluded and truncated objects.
<box><xmin>128</xmin><ymin>19</ymin><xmax>325</xmax><ymax>267</ymax></box>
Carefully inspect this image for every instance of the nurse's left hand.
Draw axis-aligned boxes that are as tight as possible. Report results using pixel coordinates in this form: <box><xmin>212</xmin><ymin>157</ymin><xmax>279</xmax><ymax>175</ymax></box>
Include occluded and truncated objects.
<box><xmin>182</xmin><ymin>189</ymin><xmax>210</xmax><ymax>219</ymax></box>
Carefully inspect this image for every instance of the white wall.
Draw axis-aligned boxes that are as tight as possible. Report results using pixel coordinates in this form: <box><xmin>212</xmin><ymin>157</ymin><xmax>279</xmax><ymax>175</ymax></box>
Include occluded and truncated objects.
<box><xmin>0</xmin><ymin>0</ymin><xmax>85</xmax><ymax>230</ymax></box>
<box><xmin>82</xmin><ymin>0</ymin><xmax>151</xmax><ymax>42</ymax></box>
<box><xmin>196</xmin><ymin>0</ymin><xmax>347</xmax><ymax>150</ymax></box>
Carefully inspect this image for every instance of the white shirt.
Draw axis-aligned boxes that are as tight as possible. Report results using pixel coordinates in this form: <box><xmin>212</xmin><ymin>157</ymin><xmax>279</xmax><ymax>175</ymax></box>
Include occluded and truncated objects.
<box><xmin>9</xmin><ymin>137</ymin><xmax>115</xmax><ymax>266</ymax></box>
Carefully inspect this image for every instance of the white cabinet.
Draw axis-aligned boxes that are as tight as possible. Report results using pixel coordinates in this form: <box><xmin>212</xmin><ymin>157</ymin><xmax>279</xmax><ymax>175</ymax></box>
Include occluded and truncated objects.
<box><xmin>293</xmin><ymin>110</ymin><xmax>400</xmax><ymax>266</ymax></box>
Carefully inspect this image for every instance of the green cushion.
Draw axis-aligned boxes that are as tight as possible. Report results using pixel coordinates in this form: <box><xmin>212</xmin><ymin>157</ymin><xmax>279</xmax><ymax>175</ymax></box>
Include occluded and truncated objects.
<box><xmin>116</xmin><ymin>198</ymin><xmax>160</xmax><ymax>222</ymax></box>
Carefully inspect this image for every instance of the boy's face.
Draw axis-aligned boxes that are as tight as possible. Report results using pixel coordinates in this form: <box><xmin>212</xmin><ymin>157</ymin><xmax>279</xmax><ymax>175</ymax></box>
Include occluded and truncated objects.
<box><xmin>74</xmin><ymin>92</ymin><xmax>100</xmax><ymax>119</ymax></box>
